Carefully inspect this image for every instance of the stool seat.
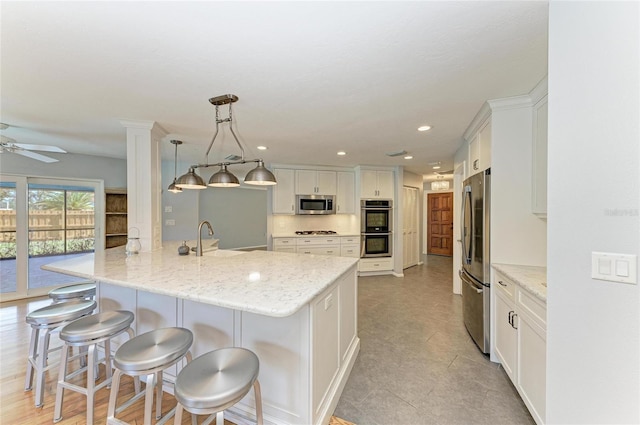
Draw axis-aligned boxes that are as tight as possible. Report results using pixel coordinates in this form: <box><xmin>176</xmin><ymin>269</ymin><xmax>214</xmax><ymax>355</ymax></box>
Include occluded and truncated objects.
<box><xmin>175</xmin><ymin>347</ymin><xmax>259</xmax><ymax>412</ymax></box>
<box><xmin>60</xmin><ymin>310</ymin><xmax>134</xmax><ymax>344</ymax></box>
<box><xmin>114</xmin><ymin>327</ymin><xmax>193</xmax><ymax>373</ymax></box>
<box><xmin>49</xmin><ymin>282</ymin><xmax>96</xmax><ymax>302</ymax></box>
<box><xmin>26</xmin><ymin>300</ymin><xmax>97</xmax><ymax>326</ymax></box>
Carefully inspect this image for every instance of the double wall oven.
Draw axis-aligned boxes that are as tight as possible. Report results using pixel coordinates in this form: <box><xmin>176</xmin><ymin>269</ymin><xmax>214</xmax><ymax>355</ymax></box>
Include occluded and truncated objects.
<box><xmin>360</xmin><ymin>199</ymin><xmax>392</xmax><ymax>257</ymax></box>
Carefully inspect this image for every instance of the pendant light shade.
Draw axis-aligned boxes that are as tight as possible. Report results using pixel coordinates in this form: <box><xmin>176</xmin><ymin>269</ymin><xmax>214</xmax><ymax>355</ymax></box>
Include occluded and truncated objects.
<box><xmin>168</xmin><ymin>179</ymin><xmax>182</xmax><ymax>193</ymax></box>
<box><xmin>208</xmin><ymin>164</ymin><xmax>240</xmax><ymax>187</ymax></box>
<box><xmin>176</xmin><ymin>167</ymin><xmax>207</xmax><ymax>189</ymax></box>
<box><xmin>244</xmin><ymin>160</ymin><xmax>277</xmax><ymax>186</ymax></box>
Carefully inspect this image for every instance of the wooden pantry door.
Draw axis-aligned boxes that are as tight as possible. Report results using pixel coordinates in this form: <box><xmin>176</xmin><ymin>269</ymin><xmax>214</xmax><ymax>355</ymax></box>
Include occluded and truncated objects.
<box><xmin>427</xmin><ymin>192</ymin><xmax>453</xmax><ymax>256</ymax></box>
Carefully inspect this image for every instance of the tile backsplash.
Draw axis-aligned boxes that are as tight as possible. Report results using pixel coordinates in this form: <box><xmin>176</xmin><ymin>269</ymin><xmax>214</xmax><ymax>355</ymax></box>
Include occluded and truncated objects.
<box><xmin>272</xmin><ymin>214</ymin><xmax>359</xmax><ymax>235</ymax></box>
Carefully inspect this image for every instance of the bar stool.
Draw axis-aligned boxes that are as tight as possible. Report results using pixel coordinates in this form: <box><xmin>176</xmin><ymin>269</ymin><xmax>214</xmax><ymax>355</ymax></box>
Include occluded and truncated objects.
<box><xmin>53</xmin><ymin>310</ymin><xmax>135</xmax><ymax>425</ymax></box>
<box><xmin>173</xmin><ymin>347</ymin><xmax>264</xmax><ymax>425</ymax></box>
<box><xmin>106</xmin><ymin>327</ymin><xmax>194</xmax><ymax>425</ymax></box>
<box><xmin>24</xmin><ymin>299</ymin><xmax>97</xmax><ymax>407</ymax></box>
<box><xmin>48</xmin><ymin>281</ymin><xmax>96</xmax><ymax>303</ymax></box>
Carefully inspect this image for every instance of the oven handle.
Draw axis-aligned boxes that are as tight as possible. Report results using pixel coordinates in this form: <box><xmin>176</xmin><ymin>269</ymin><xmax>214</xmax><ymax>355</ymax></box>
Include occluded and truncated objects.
<box><xmin>361</xmin><ymin>232</ymin><xmax>393</xmax><ymax>235</ymax></box>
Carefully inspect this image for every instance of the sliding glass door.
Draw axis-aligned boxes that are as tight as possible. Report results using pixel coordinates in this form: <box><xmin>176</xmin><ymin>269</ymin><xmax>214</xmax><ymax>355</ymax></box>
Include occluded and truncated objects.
<box><xmin>0</xmin><ymin>176</ymin><xmax>104</xmax><ymax>301</ymax></box>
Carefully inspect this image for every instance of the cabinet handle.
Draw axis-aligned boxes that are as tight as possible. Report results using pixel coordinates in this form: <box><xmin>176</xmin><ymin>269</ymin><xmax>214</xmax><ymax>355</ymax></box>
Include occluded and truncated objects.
<box><xmin>508</xmin><ymin>311</ymin><xmax>513</xmax><ymax>326</ymax></box>
<box><xmin>498</xmin><ymin>280</ymin><xmax>507</xmax><ymax>287</ymax></box>
<box><xmin>511</xmin><ymin>313</ymin><xmax>518</xmax><ymax>330</ymax></box>
<box><xmin>473</xmin><ymin>159</ymin><xmax>479</xmax><ymax>170</ymax></box>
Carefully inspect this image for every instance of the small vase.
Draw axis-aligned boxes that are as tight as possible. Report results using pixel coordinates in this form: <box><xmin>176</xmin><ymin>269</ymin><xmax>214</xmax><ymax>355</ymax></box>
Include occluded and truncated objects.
<box><xmin>178</xmin><ymin>241</ymin><xmax>190</xmax><ymax>256</ymax></box>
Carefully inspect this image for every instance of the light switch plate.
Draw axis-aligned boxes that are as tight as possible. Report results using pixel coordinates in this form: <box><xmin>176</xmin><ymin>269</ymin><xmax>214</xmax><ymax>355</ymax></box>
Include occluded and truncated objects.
<box><xmin>164</xmin><ymin>206</ymin><xmax>172</xmax><ymax>213</ymax></box>
<box><xmin>165</xmin><ymin>219</ymin><xmax>176</xmax><ymax>226</ymax></box>
<box><xmin>592</xmin><ymin>252</ymin><xmax>637</xmax><ymax>284</ymax></box>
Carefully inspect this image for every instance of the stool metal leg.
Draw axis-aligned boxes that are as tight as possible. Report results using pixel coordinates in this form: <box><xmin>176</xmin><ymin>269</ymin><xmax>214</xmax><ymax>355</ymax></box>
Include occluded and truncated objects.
<box><xmin>24</xmin><ymin>327</ymin><xmax>39</xmax><ymax>391</ymax></box>
<box><xmin>106</xmin><ymin>368</ymin><xmax>122</xmax><ymax>423</ymax></box>
<box><xmin>53</xmin><ymin>344</ymin><xmax>71</xmax><ymax>422</ymax></box>
<box><xmin>86</xmin><ymin>343</ymin><xmax>97</xmax><ymax>425</ymax></box>
<box><xmin>254</xmin><ymin>379</ymin><xmax>264</xmax><ymax>425</ymax></box>
<box><xmin>143</xmin><ymin>372</ymin><xmax>156</xmax><ymax>425</ymax></box>
<box><xmin>155</xmin><ymin>370</ymin><xmax>163</xmax><ymax>420</ymax></box>
<box><xmin>34</xmin><ymin>329</ymin><xmax>50</xmax><ymax>407</ymax></box>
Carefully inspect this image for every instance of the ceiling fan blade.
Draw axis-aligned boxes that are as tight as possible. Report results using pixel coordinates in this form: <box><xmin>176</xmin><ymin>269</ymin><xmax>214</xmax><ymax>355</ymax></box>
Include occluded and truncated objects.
<box><xmin>12</xmin><ymin>143</ymin><xmax>66</xmax><ymax>153</ymax></box>
<box><xmin>14</xmin><ymin>149</ymin><xmax>59</xmax><ymax>163</ymax></box>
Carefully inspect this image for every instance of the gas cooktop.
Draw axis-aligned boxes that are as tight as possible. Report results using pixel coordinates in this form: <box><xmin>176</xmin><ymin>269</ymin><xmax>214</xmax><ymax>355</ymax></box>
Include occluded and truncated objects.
<box><xmin>295</xmin><ymin>230</ymin><xmax>337</xmax><ymax>235</ymax></box>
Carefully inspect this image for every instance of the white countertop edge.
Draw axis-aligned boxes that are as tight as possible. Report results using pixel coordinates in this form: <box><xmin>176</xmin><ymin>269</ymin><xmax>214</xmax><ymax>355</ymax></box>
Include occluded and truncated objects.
<box><xmin>42</xmin><ymin>248</ymin><xmax>359</xmax><ymax>318</ymax></box>
<box><xmin>492</xmin><ymin>263</ymin><xmax>547</xmax><ymax>302</ymax></box>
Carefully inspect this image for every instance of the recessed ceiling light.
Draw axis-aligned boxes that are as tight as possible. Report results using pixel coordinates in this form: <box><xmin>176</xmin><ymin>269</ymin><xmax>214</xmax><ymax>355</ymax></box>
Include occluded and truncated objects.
<box><xmin>257</xmin><ymin>146</ymin><xmax>268</xmax><ymax>150</ymax></box>
<box><xmin>418</xmin><ymin>125</ymin><xmax>432</xmax><ymax>132</ymax></box>
<box><xmin>404</xmin><ymin>155</ymin><xmax>413</xmax><ymax>160</ymax></box>
<box><xmin>337</xmin><ymin>151</ymin><xmax>346</xmax><ymax>156</ymax></box>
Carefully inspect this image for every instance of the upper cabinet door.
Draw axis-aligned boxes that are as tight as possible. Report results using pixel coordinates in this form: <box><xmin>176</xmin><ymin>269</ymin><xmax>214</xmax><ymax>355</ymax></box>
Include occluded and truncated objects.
<box><xmin>336</xmin><ymin>172</ymin><xmax>355</xmax><ymax>214</ymax></box>
<box><xmin>295</xmin><ymin>170</ymin><xmax>336</xmax><ymax>195</ymax></box>
<box><xmin>296</xmin><ymin>170</ymin><xmax>317</xmax><ymax>194</ymax></box>
<box><xmin>272</xmin><ymin>169</ymin><xmax>295</xmax><ymax>214</ymax></box>
<box><xmin>469</xmin><ymin>119</ymin><xmax>491</xmax><ymax>176</ymax></box>
<box><xmin>360</xmin><ymin>170</ymin><xmax>394</xmax><ymax>199</ymax></box>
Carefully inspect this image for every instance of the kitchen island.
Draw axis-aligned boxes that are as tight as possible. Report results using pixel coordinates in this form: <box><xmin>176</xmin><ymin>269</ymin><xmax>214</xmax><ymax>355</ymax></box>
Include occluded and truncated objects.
<box><xmin>43</xmin><ymin>244</ymin><xmax>360</xmax><ymax>425</ymax></box>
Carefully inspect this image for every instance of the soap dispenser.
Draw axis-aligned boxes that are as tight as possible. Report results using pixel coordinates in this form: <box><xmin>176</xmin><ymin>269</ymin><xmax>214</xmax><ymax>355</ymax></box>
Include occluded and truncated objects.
<box><xmin>178</xmin><ymin>241</ymin><xmax>190</xmax><ymax>255</ymax></box>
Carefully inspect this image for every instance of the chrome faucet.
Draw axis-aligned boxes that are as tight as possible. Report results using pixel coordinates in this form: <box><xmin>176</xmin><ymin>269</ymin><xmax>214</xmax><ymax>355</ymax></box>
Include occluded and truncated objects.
<box><xmin>196</xmin><ymin>220</ymin><xmax>214</xmax><ymax>257</ymax></box>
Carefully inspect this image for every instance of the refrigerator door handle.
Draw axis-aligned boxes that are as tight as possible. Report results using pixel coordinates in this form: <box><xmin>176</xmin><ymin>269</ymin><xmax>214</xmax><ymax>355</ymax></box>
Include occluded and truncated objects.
<box><xmin>460</xmin><ymin>270</ymin><xmax>483</xmax><ymax>294</ymax></box>
<box><xmin>461</xmin><ymin>185</ymin><xmax>472</xmax><ymax>265</ymax></box>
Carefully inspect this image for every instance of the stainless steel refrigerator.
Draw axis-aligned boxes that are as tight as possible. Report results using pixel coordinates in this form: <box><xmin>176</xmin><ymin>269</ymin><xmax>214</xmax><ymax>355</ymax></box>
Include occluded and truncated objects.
<box><xmin>460</xmin><ymin>169</ymin><xmax>491</xmax><ymax>353</ymax></box>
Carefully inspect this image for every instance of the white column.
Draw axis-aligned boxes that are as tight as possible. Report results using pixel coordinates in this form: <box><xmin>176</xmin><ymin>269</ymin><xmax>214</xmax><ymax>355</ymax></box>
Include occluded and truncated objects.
<box><xmin>121</xmin><ymin>120</ymin><xmax>167</xmax><ymax>252</ymax></box>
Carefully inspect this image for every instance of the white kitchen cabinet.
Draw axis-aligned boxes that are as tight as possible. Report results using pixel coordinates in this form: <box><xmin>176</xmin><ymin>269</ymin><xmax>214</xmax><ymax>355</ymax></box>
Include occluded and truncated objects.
<box><xmin>297</xmin><ymin>236</ymin><xmax>340</xmax><ymax>256</ymax></box>
<box><xmin>340</xmin><ymin>236</ymin><xmax>360</xmax><ymax>258</ymax></box>
<box><xmin>273</xmin><ymin>237</ymin><xmax>296</xmax><ymax>253</ymax></box>
<box><xmin>272</xmin><ymin>168</ymin><xmax>295</xmax><ymax>214</ymax></box>
<box><xmin>493</xmin><ymin>271</ymin><xmax>546</xmax><ymax>425</ymax></box>
<box><xmin>360</xmin><ymin>170</ymin><xmax>394</xmax><ymax>199</ymax></box>
<box><xmin>358</xmin><ymin>257</ymin><xmax>393</xmax><ymax>273</ymax></box>
<box><xmin>531</xmin><ymin>95</ymin><xmax>548</xmax><ymax>217</ymax></box>
<box><xmin>469</xmin><ymin>119</ymin><xmax>491</xmax><ymax>176</ymax></box>
<box><xmin>494</xmin><ymin>280</ymin><xmax>517</xmax><ymax>381</ymax></box>
<box><xmin>295</xmin><ymin>170</ymin><xmax>336</xmax><ymax>195</ymax></box>
<box><xmin>336</xmin><ymin>171</ymin><xmax>355</xmax><ymax>214</ymax></box>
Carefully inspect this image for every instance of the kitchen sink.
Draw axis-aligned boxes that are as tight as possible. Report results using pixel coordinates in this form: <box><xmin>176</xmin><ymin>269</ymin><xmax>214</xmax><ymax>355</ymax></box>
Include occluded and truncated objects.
<box><xmin>201</xmin><ymin>249</ymin><xmax>247</xmax><ymax>258</ymax></box>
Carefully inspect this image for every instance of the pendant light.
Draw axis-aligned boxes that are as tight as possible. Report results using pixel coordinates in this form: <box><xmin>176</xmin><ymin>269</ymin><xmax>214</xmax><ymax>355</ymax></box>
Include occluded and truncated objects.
<box><xmin>167</xmin><ymin>140</ymin><xmax>183</xmax><ymax>193</ymax></box>
<box><xmin>175</xmin><ymin>94</ymin><xmax>277</xmax><ymax>189</ymax></box>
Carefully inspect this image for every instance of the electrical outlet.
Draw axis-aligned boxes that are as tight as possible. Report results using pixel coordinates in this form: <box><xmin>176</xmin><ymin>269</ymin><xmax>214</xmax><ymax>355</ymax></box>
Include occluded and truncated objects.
<box><xmin>164</xmin><ymin>206</ymin><xmax>172</xmax><ymax>213</ymax></box>
<box><xmin>165</xmin><ymin>219</ymin><xmax>175</xmax><ymax>226</ymax></box>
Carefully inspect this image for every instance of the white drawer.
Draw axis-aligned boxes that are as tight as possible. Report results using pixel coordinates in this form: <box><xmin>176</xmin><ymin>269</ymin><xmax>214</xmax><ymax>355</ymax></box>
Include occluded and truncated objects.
<box><xmin>273</xmin><ymin>238</ymin><xmax>296</xmax><ymax>247</ymax></box>
<box><xmin>297</xmin><ymin>246</ymin><xmax>340</xmax><ymax>256</ymax></box>
<box><xmin>274</xmin><ymin>247</ymin><xmax>296</xmax><ymax>253</ymax></box>
<box><xmin>494</xmin><ymin>272</ymin><xmax>515</xmax><ymax>301</ymax></box>
<box><xmin>341</xmin><ymin>236</ymin><xmax>359</xmax><ymax>245</ymax></box>
<box><xmin>340</xmin><ymin>244</ymin><xmax>360</xmax><ymax>258</ymax></box>
<box><xmin>517</xmin><ymin>288</ymin><xmax>547</xmax><ymax>329</ymax></box>
<box><xmin>359</xmin><ymin>258</ymin><xmax>393</xmax><ymax>272</ymax></box>
<box><xmin>297</xmin><ymin>237</ymin><xmax>339</xmax><ymax>246</ymax></box>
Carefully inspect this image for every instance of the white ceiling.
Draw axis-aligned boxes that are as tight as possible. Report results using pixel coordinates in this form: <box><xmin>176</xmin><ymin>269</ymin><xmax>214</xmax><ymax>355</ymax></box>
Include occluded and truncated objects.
<box><xmin>0</xmin><ymin>1</ymin><xmax>548</xmax><ymax>179</ymax></box>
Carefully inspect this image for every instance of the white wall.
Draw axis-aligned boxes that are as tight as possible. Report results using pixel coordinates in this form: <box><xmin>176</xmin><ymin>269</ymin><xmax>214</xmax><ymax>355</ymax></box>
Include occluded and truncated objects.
<box><xmin>490</xmin><ymin>100</ymin><xmax>547</xmax><ymax>266</ymax></box>
<box><xmin>0</xmin><ymin>152</ymin><xmax>127</xmax><ymax>188</ymax></box>
<box><xmin>547</xmin><ymin>2</ymin><xmax>639</xmax><ymax>424</ymax></box>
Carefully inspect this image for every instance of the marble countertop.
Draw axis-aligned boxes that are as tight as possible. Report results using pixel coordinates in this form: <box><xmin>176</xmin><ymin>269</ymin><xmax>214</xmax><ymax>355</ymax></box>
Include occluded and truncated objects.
<box><xmin>492</xmin><ymin>263</ymin><xmax>547</xmax><ymax>302</ymax></box>
<box><xmin>42</xmin><ymin>242</ymin><xmax>359</xmax><ymax>318</ymax></box>
<box><xmin>272</xmin><ymin>233</ymin><xmax>360</xmax><ymax>238</ymax></box>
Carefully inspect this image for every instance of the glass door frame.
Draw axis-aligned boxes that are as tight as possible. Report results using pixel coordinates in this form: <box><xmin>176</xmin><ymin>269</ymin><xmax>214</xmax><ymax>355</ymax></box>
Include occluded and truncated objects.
<box><xmin>0</xmin><ymin>174</ymin><xmax>104</xmax><ymax>302</ymax></box>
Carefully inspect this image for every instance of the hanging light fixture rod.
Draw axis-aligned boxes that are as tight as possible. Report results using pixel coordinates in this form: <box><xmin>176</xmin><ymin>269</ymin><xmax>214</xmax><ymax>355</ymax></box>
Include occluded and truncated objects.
<box><xmin>175</xmin><ymin>94</ymin><xmax>277</xmax><ymax>189</ymax></box>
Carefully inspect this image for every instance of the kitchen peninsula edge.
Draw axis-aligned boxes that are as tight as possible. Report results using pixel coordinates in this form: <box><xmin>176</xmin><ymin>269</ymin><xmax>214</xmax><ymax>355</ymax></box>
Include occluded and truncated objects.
<box><xmin>43</xmin><ymin>244</ymin><xmax>360</xmax><ymax>425</ymax></box>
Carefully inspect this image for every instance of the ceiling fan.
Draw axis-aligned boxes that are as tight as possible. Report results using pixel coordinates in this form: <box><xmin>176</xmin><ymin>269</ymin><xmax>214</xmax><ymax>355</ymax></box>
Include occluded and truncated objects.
<box><xmin>0</xmin><ymin>124</ymin><xmax>66</xmax><ymax>163</ymax></box>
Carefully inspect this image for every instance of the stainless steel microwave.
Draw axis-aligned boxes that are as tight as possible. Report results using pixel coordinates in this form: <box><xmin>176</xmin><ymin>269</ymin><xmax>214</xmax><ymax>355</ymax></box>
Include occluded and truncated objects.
<box><xmin>296</xmin><ymin>195</ymin><xmax>335</xmax><ymax>215</ymax></box>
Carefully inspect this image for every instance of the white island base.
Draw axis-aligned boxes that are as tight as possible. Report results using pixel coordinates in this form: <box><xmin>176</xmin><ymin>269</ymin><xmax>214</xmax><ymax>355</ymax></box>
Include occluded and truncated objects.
<box><xmin>97</xmin><ymin>265</ymin><xmax>358</xmax><ymax>425</ymax></box>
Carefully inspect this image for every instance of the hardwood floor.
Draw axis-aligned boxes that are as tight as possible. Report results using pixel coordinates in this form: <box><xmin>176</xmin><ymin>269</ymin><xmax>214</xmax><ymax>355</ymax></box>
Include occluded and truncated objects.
<box><xmin>0</xmin><ymin>296</ymin><xmax>354</xmax><ymax>425</ymax></box>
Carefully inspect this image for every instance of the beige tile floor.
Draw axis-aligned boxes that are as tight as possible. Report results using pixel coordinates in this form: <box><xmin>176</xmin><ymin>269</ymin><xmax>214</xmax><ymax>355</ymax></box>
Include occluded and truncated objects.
<box><xmin>333</xmin><ymin>255</ymin><xmax>535</xmax><ymax>425</ymax></box>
